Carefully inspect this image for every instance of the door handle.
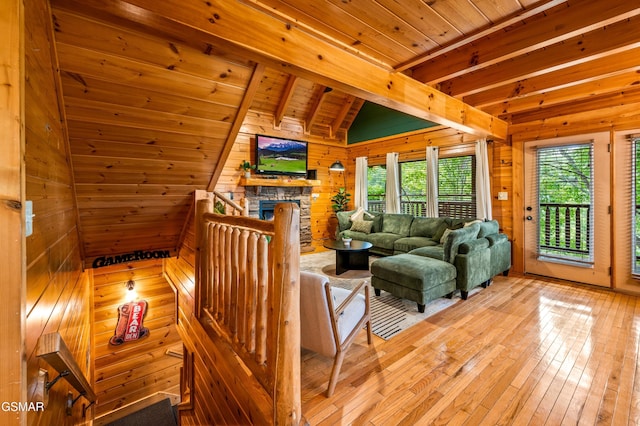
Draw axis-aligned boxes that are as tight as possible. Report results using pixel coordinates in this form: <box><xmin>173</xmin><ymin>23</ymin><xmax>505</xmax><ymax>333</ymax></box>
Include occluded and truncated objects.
<box><xmin>526</xmin><ymin>216</ymin><xmax>533</xmax><ymax>221</ymax></box>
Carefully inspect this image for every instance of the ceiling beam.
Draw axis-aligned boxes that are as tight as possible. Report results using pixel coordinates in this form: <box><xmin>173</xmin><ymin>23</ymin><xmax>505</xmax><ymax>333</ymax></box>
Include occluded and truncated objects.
<box><xmin>331</xmin><ymin>95</ymin><xmax>355</xmax><ymax>139</ymax></box>
<box><xmin>123</xmin><ymin>0</ymin><xmax>508</xmax><ymax>139</ymax></box>
<box><xmin>274</xmin><ymin>75</ymin><xmax>298</xmax><ymax>129</ymax></box>
<box><xmin>410</xmin><ymin>0</ymin><xmax>640</xmax><ymax>84</ymax></box>
<box><xmin>465</xmin><ymin>47</ymin><xmax>640</xmax><ymax>109</ymax></box>
<box><xmin>397</xmin><ymin>0</ymin><xmax>566</xmax><ymax>73</ymax></box>
<box><xmin>206</xmin><ymin>63</ymin><xmax>265</xmax><ymax>191</ymax></box>
<box><xmin>304</xmin><ymin>85</ymin><xmax>328</xmax><ymax>134</ymax></box>
<box><xmin>439</xmin><ymin>14</ymin><xmax>640</xmax><ymax>98</ymax></box>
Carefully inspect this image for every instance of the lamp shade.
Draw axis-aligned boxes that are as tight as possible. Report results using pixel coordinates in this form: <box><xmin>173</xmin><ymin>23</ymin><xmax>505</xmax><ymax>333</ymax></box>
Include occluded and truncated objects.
<box><xmin>329</xmin><ymin>160</ymin><xmax>345</xmax><ymax>171</ymax></box>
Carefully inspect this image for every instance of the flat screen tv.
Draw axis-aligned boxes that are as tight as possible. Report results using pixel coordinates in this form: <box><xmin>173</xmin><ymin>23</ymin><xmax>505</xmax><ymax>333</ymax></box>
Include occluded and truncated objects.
<box><xmin>255</xmin><ymin>134</ymin><xmax>308</xmax><ymax>176</ymax></box>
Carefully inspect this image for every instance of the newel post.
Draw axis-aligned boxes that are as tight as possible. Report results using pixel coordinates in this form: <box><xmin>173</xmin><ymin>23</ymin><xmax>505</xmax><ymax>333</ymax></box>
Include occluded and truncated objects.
<box><xmin>195</xmin><ymin>190</ymin><xmax>213</xmax><ymax>318</ymax></box>
<box><xmin>271</xmin><ymin>203</ymin><xmax>302</xmax><ymax>425</ymax></box>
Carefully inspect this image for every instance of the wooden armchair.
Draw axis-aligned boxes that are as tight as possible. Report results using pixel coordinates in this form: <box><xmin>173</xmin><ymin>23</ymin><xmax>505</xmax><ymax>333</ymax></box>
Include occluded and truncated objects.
<box><xmin>299</xmin><ymin>271</ymin><xmax>372</xmax><ymax>396</ymax></box>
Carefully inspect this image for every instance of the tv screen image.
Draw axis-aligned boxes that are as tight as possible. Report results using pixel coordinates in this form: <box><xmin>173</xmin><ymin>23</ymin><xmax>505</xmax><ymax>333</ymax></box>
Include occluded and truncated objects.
<box><xmin>255</xmin><ymin>134</ymin><xmax>308</xmax><ymax>176</ymax></box>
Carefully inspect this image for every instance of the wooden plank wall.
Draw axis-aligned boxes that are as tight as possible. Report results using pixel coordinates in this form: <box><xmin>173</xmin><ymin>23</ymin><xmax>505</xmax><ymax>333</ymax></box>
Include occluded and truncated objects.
<box><xmin>92</xmin><ymin>260</ymin><xmax>182</xmax><ymax>418</ymax></box>
<box><xmin>215</xmin><ymin>111</ymin><xmax>348</xmax><ymax>249</ymax></box>
<box><xmin>0</xmin><ymin>0</ymin><xmax>25</xmax><ymax>424</ymax></box>
<box><xmin>24</xmin><ymin>0</ymin><xmax>93</xmax><ymax>423</ymax></box>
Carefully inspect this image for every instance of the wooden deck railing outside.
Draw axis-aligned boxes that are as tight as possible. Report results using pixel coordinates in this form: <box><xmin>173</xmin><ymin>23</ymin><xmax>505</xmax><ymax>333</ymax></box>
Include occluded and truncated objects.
<box><xmin>367</xmin><ymin>194</ymin><xmax>476</xmax><ymax>218</ymax></box>
<box><xmin>538</xmin><ymin>203</ymin><xmax>591</xmax><ymax>259</ymax></box>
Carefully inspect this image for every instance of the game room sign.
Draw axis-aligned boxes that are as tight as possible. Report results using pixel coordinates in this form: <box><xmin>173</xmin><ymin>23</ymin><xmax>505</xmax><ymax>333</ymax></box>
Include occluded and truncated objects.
<box><xmin>92</xmin><ymin>249</ymin><xmax>171</xmax><ymax>268</ymax></box>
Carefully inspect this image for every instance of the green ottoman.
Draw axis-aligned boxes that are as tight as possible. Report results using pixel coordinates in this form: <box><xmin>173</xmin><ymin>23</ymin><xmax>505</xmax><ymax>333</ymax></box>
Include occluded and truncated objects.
<box><xmin>371</xmin><ymin>254</ymin><xmax>457</xmax><ymax>313</ymax></box>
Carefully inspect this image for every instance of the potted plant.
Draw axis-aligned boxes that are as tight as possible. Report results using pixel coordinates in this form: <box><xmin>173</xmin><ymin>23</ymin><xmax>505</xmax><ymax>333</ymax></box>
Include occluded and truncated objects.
<box><xmin>331</xmin><ymin>187</ymin><xmax>351</xmax><ymax>213</ymax></box>
<box><xmin>239</xmin><ymin>160</ymin><xmax>255</xmax><ymax>178</ymax></box>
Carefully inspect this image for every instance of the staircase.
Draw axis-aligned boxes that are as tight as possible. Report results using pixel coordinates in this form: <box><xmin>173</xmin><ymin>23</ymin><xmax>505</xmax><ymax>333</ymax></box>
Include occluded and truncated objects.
<box><xmin>105</xmin><ymin>397</ymin><xmax>177</xmax><ymax>426</ymax></box>
<box><xmin>94</xmin><ymin>393</ymin><xmax>180</xmax><ymax>426</ymax></box>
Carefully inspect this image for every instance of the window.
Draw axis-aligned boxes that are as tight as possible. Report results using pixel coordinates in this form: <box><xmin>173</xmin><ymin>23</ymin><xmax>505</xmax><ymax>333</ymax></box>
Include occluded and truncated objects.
<box><xmin>438</xmin><ymin>156</ymin><xmax>476</xmax><ymax>218</ymax></box>
<box><xmin>367</xmin><ymin>165</ymin><xmax>386</xmax><ymax>213</ymax></box>
<box><xmin>366</xmin><ymin>155</ymin><xmax>476</xmax><ymax>218</ymax></box>
<box><xmin>633</xmin><ymin>138</ymin><xmax>640</xmax><ymax>274</ymax></box>
<box><xmin>536</xmin><ymin>143</ymin><xmax>593</xmax><ymax>264</ymax></box>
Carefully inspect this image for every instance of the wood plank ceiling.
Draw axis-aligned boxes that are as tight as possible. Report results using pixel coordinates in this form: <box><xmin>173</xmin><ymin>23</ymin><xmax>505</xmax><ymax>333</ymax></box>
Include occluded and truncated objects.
<box><xmin>48</xmin><ymin>0</ymin><xmax>640</xmax><ymax>264</ymax></box>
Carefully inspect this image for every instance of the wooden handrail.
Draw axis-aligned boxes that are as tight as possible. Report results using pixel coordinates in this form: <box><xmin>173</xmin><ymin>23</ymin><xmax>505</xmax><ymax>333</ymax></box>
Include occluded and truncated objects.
<box><xmin>36</xmin><ymin>332</ymin><xmax>96</xmax><ymax>404</ymax></box>
<box><xmin>212</xmin><ymin>190</ymin><xmax>248</xmax><ymax>216</ymax></box>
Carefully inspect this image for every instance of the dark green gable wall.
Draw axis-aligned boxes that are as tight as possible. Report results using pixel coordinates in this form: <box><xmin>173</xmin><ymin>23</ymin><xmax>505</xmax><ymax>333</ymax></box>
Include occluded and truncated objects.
<box><xmin>347</xmin><ymin>101</ymin><xmax>438</xmax><ymax>144</ymax></box>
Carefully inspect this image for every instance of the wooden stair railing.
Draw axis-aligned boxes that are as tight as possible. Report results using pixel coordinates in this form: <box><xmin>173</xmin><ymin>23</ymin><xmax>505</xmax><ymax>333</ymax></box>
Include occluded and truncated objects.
<box><xmin>36</xmin><ymin>332</ymin><xmax>96</xmax><ymax>416</ymax></box>
<box><xmin>194</xmin><ymin>193</ymin><xmax>301</xmax><ymax>425</ymax></box>
<box><xmin>212</xmin><ymin>190</ymin><xmax>248</xmax><ymax>216</ymax></box>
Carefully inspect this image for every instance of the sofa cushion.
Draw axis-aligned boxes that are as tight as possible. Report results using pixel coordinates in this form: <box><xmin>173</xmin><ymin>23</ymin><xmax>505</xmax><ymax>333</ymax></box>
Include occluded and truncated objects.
<box><xmin>340</xmin><ymin>230</ymin><xmax>369</xmax><ymax>241</ymax></box>
<box><xmin>486</xmin><ymin>233</ymin><xmax>508</xmax><ymax>246</ymax></box>
<box><xmin>336</xmin><ymin>209</ymin><xmax>382</xmax><ymax>233</ymax></box>
<box><xmin>381</xmin><ymin>214</ymin><xmax>414</xmax><ymax>236</ymax></box>
<box><xmin>409</xmin><ymin>217</ymin><xmax>448</xmax><ymax>238</ymax></box>
<box><xmin>431</xmin><ymin>221</ymin><xmax>449</xmax><ymax>242</ymax></box>
<box><xmin>350</xmin><ymin>219</ymin><xmax>373</xmax><ymax>234</ymax></box>
<box><xmin>443</xmin><ymin>222</ymin><xmax>481</xmax><ymax>263</ymax></box>
<box><xmin>440</xmin><ymin>228</ymin><xmax>453</xmax><ymax>244</ymax></box>
<box><xmin>393</xmin><ymin>237</ymin><xmax>437</xmax><ymax>254</ymax></box>
<box><xmin>478</xmin><ymin>220</ymin><xmax>499</xmax><ymax>238</ymax></box>
<box><xmin>408</xmin><ymin>245</ymin><xmax>444</xmax><ymax>261</ymax></box>
<box><xmin>366</xmin><ymin>232</ymin><xmax>402</xmax><ymax>251</ymax></box>
<box><xmin>336</xmin><ymin>210</ymin><xmax>356</xmax><ymax>232</ymax></box>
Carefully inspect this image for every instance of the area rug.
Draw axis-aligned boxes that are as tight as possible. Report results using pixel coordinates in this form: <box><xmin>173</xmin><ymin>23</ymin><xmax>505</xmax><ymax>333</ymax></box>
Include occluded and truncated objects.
<box><xmin>300</xmin><ymin>250</ymin><xmax>477</xmax><ymax>340</ymax></box>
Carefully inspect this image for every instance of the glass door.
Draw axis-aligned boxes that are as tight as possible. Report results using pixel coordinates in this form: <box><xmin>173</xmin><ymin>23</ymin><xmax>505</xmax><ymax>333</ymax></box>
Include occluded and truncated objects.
<box><xmin>523</xmin><ymin>133</ymin><xmax>611</xmax><ymax>287</ymax></box>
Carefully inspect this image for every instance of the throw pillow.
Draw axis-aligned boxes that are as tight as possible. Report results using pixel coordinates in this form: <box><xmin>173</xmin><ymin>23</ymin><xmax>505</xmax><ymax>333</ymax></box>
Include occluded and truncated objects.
<box><xmin>440</xmin><ymin>228</ymin><xmax>452</xmax><ymax>244</ymax></box>
<box><xmin>463</xmin><ymin>219</ymin><xmax>483</xmax><ymax>228</ymax></box>
<box><xmin>350</xmin><ymin>220</ymin><xmax>373</xmax><ymax>234</ymax></box>
<box><xmin>350</xmin><ymin>207</ymin><xmax>374</xmax><ymax>222</ymax></box>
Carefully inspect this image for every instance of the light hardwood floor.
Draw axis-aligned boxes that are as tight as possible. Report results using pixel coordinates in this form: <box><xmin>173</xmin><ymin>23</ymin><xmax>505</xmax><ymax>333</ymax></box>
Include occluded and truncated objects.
<box><xmin>301</xmin><ymin>273</ymin><xmax>640</xmax><ymax>425</ymax></box>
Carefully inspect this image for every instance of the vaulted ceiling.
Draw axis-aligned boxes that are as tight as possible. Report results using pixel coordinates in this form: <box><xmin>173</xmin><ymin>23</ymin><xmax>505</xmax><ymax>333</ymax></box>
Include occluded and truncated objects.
<box><xmin>47</xmin><ymin>0</ymin><xmax>640</xmax><ymax>264</ymax></box>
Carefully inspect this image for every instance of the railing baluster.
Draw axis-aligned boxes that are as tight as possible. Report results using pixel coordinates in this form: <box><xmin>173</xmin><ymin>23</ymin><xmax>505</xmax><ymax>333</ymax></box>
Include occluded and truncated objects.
<box><xmin>575</xmin><ymin>207</ymin><xmax>581</xmax><ymax>250</ymax></box>
<box><xmin>545</xmin><ymin>205</ymin><xmax>551</xmax><ymax>247</ymax></box>
<box><xmin>564</xmin><ymin>207</ymin><xmax>571</xmax><ymax>249</ymax></box>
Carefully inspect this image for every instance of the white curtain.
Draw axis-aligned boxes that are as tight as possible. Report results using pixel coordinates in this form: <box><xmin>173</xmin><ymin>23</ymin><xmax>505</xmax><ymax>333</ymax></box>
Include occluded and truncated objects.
<box><xmin>425</xmin><ymin>146</ymin><xmax>439</xmax><ymax>217</ymax></box>
<box><xmin>354</xmin><ymin>157</ymin><xmax>368</xmax><ymax>210</ymax></box>
<box><xmin>385</xmin><ymin>152</ymin><xmax>401</xmax><ymax>213</ymax></box>
<box><xmin>475</xmin><ymin>138</ymin><xmax>493</xmax><ymax>220</ymax></box>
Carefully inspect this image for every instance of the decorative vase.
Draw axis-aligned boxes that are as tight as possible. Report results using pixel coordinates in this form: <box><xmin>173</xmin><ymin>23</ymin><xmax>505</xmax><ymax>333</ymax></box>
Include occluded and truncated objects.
<box><xmin>244</xmin><ymin>171</ymin><xmax>251</xmax><ymax>178</ymax></box>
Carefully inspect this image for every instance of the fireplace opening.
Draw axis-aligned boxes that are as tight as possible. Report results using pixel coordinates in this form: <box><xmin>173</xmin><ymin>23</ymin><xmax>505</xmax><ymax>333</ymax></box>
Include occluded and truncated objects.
<box><xmin>259</xmin><ymin>200</ymin><xmax>300</xmax><ymax>221</ymax></box>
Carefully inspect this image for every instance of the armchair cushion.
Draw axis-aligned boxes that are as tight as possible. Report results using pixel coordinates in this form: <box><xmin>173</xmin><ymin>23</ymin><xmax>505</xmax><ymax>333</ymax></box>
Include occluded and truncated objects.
<box><xmin>331</xmin><ymin>287</ymin><xmax>367</xmax><ymax>345</ymax></box>
<box><xmin>299</xmin><ymin>272</ymin><xmax>336</xmax><ymax>356</ymax></box>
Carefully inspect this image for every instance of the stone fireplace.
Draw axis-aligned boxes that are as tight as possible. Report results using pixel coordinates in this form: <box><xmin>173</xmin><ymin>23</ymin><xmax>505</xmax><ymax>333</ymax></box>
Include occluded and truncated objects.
<box><xmin>243</xmin><ymin>185</ymin><xmax>313</xmax><ymax>252</ymax></box>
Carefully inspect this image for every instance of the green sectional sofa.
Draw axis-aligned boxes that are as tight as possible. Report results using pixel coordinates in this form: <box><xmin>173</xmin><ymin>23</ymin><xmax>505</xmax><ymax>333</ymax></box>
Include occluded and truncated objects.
<box><xmin>336</xmin><ymin>210</ymin><xmax>511</xmax><ymax>301</ymax></box>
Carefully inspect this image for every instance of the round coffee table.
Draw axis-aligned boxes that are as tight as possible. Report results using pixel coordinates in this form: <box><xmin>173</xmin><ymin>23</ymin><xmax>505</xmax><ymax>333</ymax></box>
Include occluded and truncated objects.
<box><xmin>323</xmin><ymin>239</ymin><xmax>373</xmax><ymax>275</ymax></box>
